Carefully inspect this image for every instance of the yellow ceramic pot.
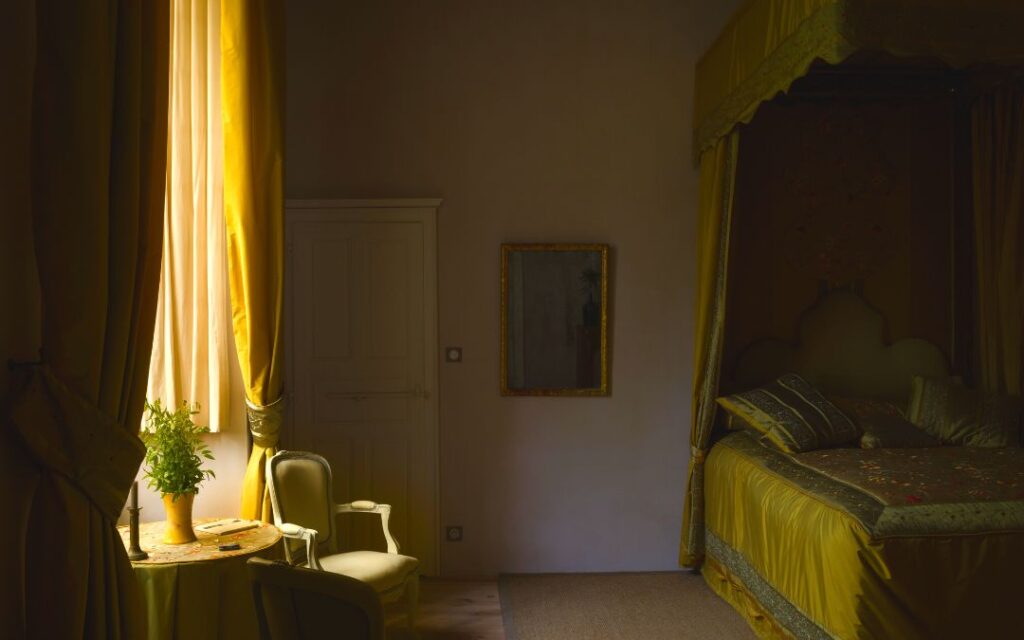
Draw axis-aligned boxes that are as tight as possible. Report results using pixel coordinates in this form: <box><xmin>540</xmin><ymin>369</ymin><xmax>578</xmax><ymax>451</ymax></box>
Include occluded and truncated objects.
<box><xmin>162</xmin><ymin>492</ymin><xmax>197</xmax><ymax>544</ymax></box>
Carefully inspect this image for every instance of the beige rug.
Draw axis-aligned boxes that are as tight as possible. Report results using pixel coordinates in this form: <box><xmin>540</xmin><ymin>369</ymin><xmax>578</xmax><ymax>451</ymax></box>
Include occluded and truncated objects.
<box><xmin>499</xmin><ymin>572</ymin><xmax>756</xmax><ymax>640</ymax></box>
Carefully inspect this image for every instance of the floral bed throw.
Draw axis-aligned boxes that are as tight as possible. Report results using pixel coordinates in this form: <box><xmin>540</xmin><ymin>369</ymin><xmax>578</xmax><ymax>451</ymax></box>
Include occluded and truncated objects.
<box><xmin>794</xmin><ymin>444</ymin><xmax>1024</xmax><ymax>536</ymax></box>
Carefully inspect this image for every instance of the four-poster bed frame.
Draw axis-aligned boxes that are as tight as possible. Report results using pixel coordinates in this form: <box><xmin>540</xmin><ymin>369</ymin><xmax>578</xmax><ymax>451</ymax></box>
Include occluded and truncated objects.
<box><xmin>680</xmin><ymin>1</ymin><xmax>1024</xmax><ymax>637</ymax></box>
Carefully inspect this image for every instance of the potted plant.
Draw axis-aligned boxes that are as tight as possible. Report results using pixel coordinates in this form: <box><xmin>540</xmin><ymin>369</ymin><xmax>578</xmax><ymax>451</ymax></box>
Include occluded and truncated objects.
<box><xmin>141</xmin><ymin>400</ymin><xmax>215</xmax><ymax>544</ymax></box>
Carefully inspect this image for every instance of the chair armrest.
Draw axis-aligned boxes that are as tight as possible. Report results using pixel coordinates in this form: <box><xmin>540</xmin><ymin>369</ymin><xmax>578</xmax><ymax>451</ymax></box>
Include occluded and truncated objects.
<box><xmin>335</xmin><ymin>501</ymin><xmax>400</xmax><ymax>554</ymax></box>
<box><xmin>278</xmin><ymin>522</ymin><xmax>323</xmax><ymax>570</ymax></box>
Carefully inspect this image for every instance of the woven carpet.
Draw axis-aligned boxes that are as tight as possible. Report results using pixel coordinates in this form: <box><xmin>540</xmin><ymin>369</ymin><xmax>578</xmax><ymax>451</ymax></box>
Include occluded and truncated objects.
<box><xmin>499</xmin><ymin>572</ymin><xmax>756</xmax><ymax>640</ymax></box>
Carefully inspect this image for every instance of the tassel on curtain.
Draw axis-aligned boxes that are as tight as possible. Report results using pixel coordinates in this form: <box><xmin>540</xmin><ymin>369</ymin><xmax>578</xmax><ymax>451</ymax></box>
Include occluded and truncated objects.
<box><xmin>972</xmin><ymin>82</ymin><xmax>1024</xmax><ymax>397</ymax></box>
<box><xmin>680</xmin><ymin>132</ymin><xmax>740</xmax><ymax>568</ymax></box>
<box><xmin>221</xmin><ymin>0</ymin><xmax>286</xmax><ymax>522</ymax></box>
<box><xmin>1</xmin><ymin>1</ymin><xmax>170</xmax><ymax>636</ymax></box>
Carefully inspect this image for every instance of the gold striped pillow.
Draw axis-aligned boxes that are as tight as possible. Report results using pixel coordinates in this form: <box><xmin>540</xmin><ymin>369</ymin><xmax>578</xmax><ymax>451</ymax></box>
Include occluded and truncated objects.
<box><xmin>717</xmin><ymin>374</ymin><xmax>861</xmax><ymax>453</ymax></box>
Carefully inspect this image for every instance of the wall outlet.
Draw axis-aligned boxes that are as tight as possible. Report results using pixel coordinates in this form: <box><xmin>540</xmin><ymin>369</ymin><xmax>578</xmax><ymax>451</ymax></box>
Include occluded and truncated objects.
<box><xmin>446</xmin><ymin>525</ymin><xmax>463</xmax><ymax>542</ymax></box>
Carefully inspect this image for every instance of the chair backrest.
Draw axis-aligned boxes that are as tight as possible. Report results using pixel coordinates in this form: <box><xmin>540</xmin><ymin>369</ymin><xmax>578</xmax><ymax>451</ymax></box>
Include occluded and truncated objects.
<box><xmin>247</xmin><ymin>557</ymin><xmax>384</xmax><ymax>640</ymax></box>
<box><xmin>266</xmin><ymin>450</ymin><xmax>337</xmax><ymax>562</ymax></box>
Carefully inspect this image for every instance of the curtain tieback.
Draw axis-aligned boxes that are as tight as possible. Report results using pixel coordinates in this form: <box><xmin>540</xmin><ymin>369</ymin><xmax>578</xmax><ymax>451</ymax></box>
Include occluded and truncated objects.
<box><xmin>690</xmin><ymin>446</ymin><xmax>707</xmax><ymax>464</ymax></box>
<box><xmin>7</xmin><ymin>365</ymin><xmax>145</xmax><ymax>522</ymax></box>
<box><xmin>246</xmin><ymin>395</ymin><xmax>284</xmax><ymax>447</ymax></box>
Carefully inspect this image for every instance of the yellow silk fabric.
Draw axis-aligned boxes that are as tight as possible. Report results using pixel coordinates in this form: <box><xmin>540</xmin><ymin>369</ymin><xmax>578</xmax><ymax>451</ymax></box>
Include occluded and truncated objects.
<box><xmin>149</xmin><ymin>0</ymin><xmax>233</xmax><ymax>432</ymax></box>
<box><xmin>242</xmin><ymin>444</ymin><xmax>277</xmax><ymax>521</ymax></box>
<box><xmin>680</xmin><ymin>132</ymin><xmax>739</xmax><ymax>567</ymax></box>
<box><xmin>1</xmin><ymin>1</ymin><xmax>170</xmax><ymax>636</ymax></box>
<box><xmin>694</xmin><ymin>0</ymin><xmax>1024</xmax><ymax>158</ymax></box>
<box><xmin>221</xmin><ymin>0</ymin><xmax>285</xmax><ymax>520</ymax></box>
<box><xmin>703</xmin><ymin>440</ymin><xmax>1024</xmax><ymax>639</ymax></box>
<box><xmin>702</xmin><ymin>555</ymin><xmax>794</xmax><ymax>640</ymax></box>
<box><xmin>972</xmin><ymin>83</ymin><xmax>1024</xmax><ymax>397</ymax></box>
<box><xmin>134</xmin><ymin>559</ymin><xmax>258</xmax><ymax>640</ymax></box>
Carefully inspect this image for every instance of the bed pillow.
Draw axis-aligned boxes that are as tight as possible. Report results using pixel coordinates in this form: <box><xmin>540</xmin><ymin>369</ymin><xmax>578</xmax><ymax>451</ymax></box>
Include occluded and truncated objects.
<box><xmin>858</xmin><ymin>414</ymin><xmax>943</xmax><ymax>449</ymax></box>
<box><xmin>907</xmin><ymin>376</ymin><xmax>1023</xmax><ymax>447</ymax></box>
<box><xmin>829</xmin><ymin>396</ymin><xmax>941</xmax><ymax>449</ymax></box>
<box><xmin>716</xmin><ymin>373</ymin><xmax>861</xmax><ymax>453</ymax></box>
<box><xmin>829</xmin><ymin>396</ymin><xmax>905</xmax><ymax>419</ymax></box>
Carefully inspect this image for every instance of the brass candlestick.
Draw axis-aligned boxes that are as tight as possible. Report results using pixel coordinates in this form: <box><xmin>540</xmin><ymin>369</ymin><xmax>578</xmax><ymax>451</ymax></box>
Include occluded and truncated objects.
<box><xmin>127</xmin><ymin>481</ymin><xmax>148</xmax><ymax>561</ymax></box>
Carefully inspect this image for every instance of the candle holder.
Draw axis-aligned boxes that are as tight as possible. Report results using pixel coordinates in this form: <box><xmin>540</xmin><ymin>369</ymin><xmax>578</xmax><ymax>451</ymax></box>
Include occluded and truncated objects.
<box><xmin>127</xmin><ymin>481</ymin><xmax>149</xmax><ymax>561</ymax></box>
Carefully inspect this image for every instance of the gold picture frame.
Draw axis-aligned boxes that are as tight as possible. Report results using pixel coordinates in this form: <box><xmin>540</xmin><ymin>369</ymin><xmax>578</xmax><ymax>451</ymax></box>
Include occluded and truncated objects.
<box><xmin>500</xmin><ymin>243</ymin><xmax>610</xmax><ymax>396</ymax></box>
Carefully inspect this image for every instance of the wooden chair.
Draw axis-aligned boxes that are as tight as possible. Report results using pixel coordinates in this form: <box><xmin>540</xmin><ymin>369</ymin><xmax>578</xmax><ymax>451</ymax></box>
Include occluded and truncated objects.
<box><xmin>265</xmin><ymin>450</ymin><xmax>419</xmax><ymax>630</ymax></box>
<box><xmin>247</xmin><ymin>557</ymin><xmax>385</xmax><ymax>640</ymax></box>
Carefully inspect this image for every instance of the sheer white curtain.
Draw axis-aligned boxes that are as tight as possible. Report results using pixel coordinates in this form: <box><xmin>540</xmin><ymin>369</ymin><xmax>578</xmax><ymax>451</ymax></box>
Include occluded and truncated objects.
<box><xmin>148</xmin><ymin>0</ymin><xmax>232</xmax><ymax>431</ymax></box>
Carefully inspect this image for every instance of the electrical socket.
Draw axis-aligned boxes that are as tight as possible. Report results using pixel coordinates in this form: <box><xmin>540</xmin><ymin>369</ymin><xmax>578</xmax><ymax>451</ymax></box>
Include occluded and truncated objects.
<box><xmin>446</xmin><ymin>525</ymin><xmax>463</xmax><ymax>542</ymax></box>
<box><xmin>445</xmin><ymin>347</ymin><xmax>463</xmax><ymax>363</ymax></box>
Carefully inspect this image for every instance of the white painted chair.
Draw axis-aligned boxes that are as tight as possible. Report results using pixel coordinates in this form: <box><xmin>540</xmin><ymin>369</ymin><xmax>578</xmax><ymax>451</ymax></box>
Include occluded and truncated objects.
<box><xmin>266</xmin><ymin>450</ymin><xmax>419</xmax><ymax>630</ymax></box>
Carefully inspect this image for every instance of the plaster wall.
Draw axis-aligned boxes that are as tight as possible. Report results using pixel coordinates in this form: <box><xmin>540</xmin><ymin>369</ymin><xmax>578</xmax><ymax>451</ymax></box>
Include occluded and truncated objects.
<box><xmin>287</xmin><ymin>0</ymin><xmax>741</xmax><ymax>574</ymax></box>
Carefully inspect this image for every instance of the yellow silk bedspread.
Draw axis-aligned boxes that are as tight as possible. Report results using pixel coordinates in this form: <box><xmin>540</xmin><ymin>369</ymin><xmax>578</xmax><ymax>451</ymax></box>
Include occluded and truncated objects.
<box><xmin>703</xmin><ymin>433</ymin><xmax>1024</xmax><ymax>639</ymax></box>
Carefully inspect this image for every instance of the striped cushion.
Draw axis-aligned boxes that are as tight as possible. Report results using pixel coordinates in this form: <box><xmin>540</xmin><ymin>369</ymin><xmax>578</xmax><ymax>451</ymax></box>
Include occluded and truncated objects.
<box><xmin>717</xmin><ymin>374</ymin><xmax>861</xmax><ymax>453</ymax></box>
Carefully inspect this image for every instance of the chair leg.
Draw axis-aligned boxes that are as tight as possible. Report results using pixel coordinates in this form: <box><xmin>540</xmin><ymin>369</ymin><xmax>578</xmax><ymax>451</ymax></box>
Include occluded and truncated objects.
<box><xmin>405</xmin><ymin>574</ymin><xmax>419</xmax><ymax>631</ymax></box>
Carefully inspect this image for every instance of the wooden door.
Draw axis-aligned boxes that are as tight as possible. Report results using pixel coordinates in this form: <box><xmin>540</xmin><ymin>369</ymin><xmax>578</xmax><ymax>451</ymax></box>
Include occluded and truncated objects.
<box><xmin>287</xmin><ymin>200</ymin><xmax>439</xmax><ymax>575</ymax></box>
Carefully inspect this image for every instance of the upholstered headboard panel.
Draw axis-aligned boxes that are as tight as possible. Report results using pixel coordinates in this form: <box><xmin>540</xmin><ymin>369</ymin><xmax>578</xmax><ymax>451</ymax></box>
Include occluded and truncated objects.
<box><xmin>733</xmin><ymin>291</ymin><xmax>950</xmax><ymax>402</ymax></box>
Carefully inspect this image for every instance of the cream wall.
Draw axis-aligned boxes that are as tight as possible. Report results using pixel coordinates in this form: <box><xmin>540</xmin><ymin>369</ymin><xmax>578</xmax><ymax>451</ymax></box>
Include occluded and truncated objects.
<box><xmin>287</xmin><ymin>0</ymin><xmax>740</xmax><ymax>574</ymax></box>
<box><xmin>1</xmin><ymin>4</ymin><xmax>247</xmax><ymax>527</ymax></box>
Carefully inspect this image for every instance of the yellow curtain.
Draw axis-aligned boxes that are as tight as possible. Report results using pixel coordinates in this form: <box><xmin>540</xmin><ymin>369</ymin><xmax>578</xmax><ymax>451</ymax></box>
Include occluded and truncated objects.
<box><xmin>972</xmin><ymin>82</ymin><xmax>1024</xmax><ymax>396</ymax></box>
<box><xmin>149</xmin><ymin>0</ymin><xmax>233</xmax><ymax>432</ymax></box>
<box><xmin>694</xmin><ymin>0</ymin><xmax>1024</xmax><ymax>159</ymax></box>
<box><xmin>221</xmin><ymin>0</ymin><xmax>286</xmax><ymax>522</ymax></box>
<box><xmin>680</xmin><ymin>132</ymin><xmax>740</xmax><ymax>568</ymax></box>
<box><xmin>2</xmin><ymin>1</ymin><xmax>170</xmax><ymax>636</ymax></box>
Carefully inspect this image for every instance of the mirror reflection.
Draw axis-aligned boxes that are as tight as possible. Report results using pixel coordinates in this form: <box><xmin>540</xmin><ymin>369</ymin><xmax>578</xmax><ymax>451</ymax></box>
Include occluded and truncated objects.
<box><xmin>501</xmin><ymin>244</ymin><xmax>610</xmax><ymax>396</ymax></box>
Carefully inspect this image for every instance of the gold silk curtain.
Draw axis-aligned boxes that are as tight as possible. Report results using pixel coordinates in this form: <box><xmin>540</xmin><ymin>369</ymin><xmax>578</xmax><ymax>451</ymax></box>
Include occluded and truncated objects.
<box><xmin>2</xmin><ymin>1</ymin><xmax>169</xmax><ymax>636</ymax></box>
<box><xmin>972</xmin><ymin>82</ymin><xmax>1024</xmax><ymax>397</ymax></box>
<box><xmin>693</xmin><ymin>0</ymin><xmax>1024</xmax><ymax>160</ymax></box>
<box><xmin>221</xmin><ymin>0</ymin><xmax>286</xmax><ymax>521</ymax></box>
<box><xmin>680</xmin><ymin>132</ymin><xmax>739</xmax><ymax>568</ymax></box>
<box><xmin>149</xmin><ymin>0</ymin><xmax>233</xmax><ymax>432</ymax></box>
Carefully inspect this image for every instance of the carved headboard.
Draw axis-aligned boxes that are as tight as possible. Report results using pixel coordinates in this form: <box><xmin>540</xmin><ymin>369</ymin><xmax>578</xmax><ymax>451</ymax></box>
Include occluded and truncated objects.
<box><xmin>733</xmin><ymin>291</ymin><xmax>950</xmax><ymax>402</ymax></box>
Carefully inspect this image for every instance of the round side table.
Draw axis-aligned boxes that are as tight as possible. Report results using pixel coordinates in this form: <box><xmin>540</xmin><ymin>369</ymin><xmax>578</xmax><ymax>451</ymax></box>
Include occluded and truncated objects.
<box><xmin>118</xmin><ymin>518</ymin><xmax>282</xmax><ymax>640</ymax></box>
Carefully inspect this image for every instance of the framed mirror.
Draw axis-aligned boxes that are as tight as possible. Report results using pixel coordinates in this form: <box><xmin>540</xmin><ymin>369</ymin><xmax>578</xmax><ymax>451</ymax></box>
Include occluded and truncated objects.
<box><xmin>500</xmin><ymin>243</ymin><xmax>610</xmax><ymax>396</ymax></box>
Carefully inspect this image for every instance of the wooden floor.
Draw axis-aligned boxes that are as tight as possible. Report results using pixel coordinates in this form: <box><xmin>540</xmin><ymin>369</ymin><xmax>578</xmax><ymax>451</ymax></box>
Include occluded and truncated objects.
<box><xmin>386</xmin><ymin>578</ymin><xmax>506</xmax><ymax>640</ymax></box>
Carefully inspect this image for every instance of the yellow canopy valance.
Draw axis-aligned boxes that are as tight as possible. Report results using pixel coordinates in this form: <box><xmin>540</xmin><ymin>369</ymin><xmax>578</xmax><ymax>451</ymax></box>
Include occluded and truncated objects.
<box><xmin>694</xmin><ymin>0</ymin><xmax>1024</xmax><ymax>159</ymax></box>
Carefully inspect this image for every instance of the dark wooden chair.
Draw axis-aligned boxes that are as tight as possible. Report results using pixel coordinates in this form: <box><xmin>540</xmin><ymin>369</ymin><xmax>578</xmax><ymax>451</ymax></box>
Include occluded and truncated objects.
<box><xmin>247</xmin><ymin>557</ymin><xmax>385</xmax><ymax>640</ymax></box>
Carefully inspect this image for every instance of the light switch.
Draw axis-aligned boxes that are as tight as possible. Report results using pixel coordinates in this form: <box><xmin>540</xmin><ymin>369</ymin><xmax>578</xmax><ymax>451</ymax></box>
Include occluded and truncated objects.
<box><xmin>445</xmin><ymin>347</ymin><xmax>462</xmax><ymax>363</ymax></box>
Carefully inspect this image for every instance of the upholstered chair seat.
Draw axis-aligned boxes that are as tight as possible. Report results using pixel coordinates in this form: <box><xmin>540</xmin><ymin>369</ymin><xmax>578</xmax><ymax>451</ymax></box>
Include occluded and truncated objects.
<box><xmin>310</xmin><ymin>550</ymin><xmax>419</xmax><ymax>594</ymax></box>
<box><xmin>266</xmin><ymin>451</ymin><xmax>419</xmax><ymax>630</ymax></box>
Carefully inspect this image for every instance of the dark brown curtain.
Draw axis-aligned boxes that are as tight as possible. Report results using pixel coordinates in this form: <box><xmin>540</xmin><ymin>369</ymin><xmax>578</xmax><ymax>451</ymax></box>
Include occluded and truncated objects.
<box><xmin>1</xmin><ymin>1</ymin><xmax>170</xmax><ymax>636</ymax></box>
<box><xmin>972</xmin><ymin>82</ymin><xmax>1024</xmax><ymax>397</ymax></box>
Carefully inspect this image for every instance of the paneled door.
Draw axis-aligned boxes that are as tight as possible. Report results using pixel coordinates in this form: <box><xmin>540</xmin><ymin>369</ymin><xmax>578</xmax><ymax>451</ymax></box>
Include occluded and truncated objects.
<box><xmin>286</xmin><ymin>199</ymin><xmax>440</xmax><ymax>575</ymax></box>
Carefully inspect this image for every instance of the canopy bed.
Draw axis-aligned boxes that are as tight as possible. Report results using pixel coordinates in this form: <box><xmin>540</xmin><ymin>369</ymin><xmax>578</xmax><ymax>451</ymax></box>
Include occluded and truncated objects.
<box><xmin>679</xmin><ymin>1</ymin><xmax>1024</xmax><ymax>638</ymax></box>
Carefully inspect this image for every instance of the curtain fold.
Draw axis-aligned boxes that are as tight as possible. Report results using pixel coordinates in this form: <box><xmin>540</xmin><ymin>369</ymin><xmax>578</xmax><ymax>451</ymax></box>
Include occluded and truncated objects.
<box><xmin>2</xmin><ymin>1</ymin><xmax>170</xmax><ymax>636</ymax></box>
<box><xmin>149</xmin><ymin>0</ymin><xmax>232</xmax><ymax>431</ymax></box>
<box><xmin>680</xmin><ymin>132</ymin><xmax>740</xmax><ymax>568</ymax></box>
<box><xmin>972</xmin><ymin>83</ymin><xmax>1024</xmax><ymax>397</ymax></box>
<box><xmin>221</xmin><ymin>0</ymin><xmax>286</xmax><ymax>522</ymax></box>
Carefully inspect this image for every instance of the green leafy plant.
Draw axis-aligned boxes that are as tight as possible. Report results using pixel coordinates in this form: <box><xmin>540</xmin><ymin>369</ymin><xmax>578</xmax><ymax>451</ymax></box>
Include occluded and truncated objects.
<box><xmin>141</xmin><ymin>399</ymin><xmax>215</xmax><ymax>499</ymax></box>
